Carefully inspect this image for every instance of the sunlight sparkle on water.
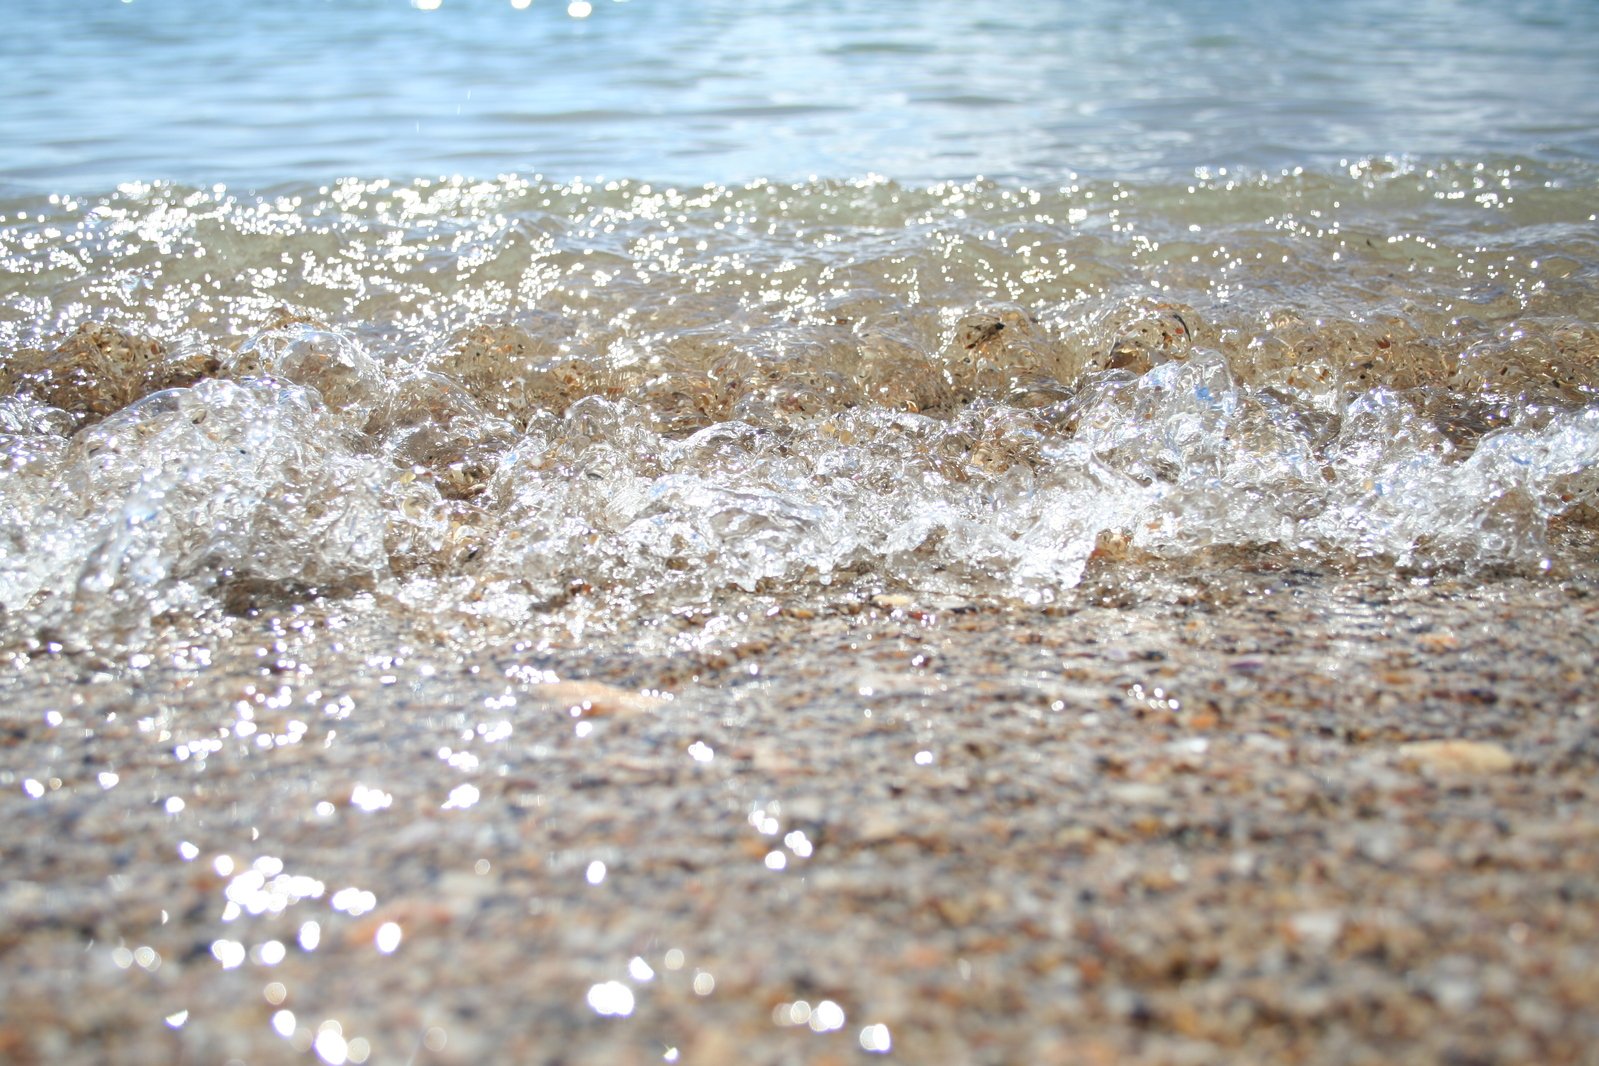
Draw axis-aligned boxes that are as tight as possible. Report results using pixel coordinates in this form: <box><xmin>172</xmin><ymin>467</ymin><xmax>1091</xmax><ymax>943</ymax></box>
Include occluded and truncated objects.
<box><xmin>586</xmin><ymin>981</ymin><xmax>634</xmax><ymax>1017</ymax></box>
<box><xmin>809</xmin><ymin>1000</ymin><xmax>846</xmax><ymax>1032</ymax></box>
<box><xmin>374</xmin><ymin>922</ymin><xmax>402</xmax><ymax>954</ymax></box>
<box><xmin>314</xmin><ymin>1024</ymin><xmax>348</xmax><ymax>1065</ymax></box>
<box><xmin>252</xmin><ymin>940</ymin><xmax>287</xmax><ymax>966</ymax></box>
<box><xmin>211</xmin><ymin>939</ymin><xmax>246</xmax><ymax>969</ymax></box>
<box><xmin>860</xmin><ymin>1024</ymin><xmax>893</xmax><ymax>1053</ymax></box>
<box><xmin>330</xmin><ymin>888</ymin><xmax>377</xmax><ymax>916</ymax></box>
<box><xmin>350</xmin><ymin>784</ymin><xmax>392</xmax><ymax>811</ymax></box>
<box><xmin>442</xmin><ymin>783</ymin><xmax>480</xmax><ymax>809</ymax></box>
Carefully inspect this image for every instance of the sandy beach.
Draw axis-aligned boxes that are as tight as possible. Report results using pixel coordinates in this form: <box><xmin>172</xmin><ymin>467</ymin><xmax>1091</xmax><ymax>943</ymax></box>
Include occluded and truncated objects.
<box><xmin>4</xmin><ymin>537</ymin><xmax>1598</xmax><ymax>1065</ymax></box>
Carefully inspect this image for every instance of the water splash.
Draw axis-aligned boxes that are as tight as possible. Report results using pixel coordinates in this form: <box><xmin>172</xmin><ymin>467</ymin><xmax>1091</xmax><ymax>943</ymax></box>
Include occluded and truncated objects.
<box><xmin>2</xmin><ymin>165</ymin><xmax>1596</xmax><ymax>645</ymax></box>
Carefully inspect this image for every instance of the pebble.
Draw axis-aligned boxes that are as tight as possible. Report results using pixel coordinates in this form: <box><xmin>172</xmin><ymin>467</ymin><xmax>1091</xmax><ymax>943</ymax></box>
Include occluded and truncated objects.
<box><xmin>1397</xmin><ymin>739</ymin><xmax>1516</xmax><ymax>775</ymax></box>
<box><xmin>1106</xmin><ymin>782</ymin><xmax>1170</xmax><ymax>806</ymax></box>
<box><xmin>1286</xmin><ymin>910</ymin><xmax>1344</xmax><ymax>952</ymax></box>
<box><xmin>533</xmin><ymin>680</ymin><xmax>668</xmax><ymax>718</ymax></box>
<box><xmin>3</xmin><ymin>559</ymin><xmax>1598</xmax><ymax>1065</ymax></box>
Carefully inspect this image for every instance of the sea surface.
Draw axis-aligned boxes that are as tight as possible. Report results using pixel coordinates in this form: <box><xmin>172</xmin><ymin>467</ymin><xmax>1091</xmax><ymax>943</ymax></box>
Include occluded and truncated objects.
<box><xmin>1</xmin><ymin>0</ymin><xmax>1597</xmax><ymax>647</ymax></box>
<box><xmin>5</xmin><ymin>0</ymin><xmax>1599</xmax><ymax>187</ymax></box>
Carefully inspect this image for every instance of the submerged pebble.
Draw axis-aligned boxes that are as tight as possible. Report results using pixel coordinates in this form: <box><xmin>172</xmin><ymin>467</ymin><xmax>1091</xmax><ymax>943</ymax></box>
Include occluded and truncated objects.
<box><xmin>1398</xmin><ymin>739</ymin><xmax>1518</xmax><ymax>775</ymax></box>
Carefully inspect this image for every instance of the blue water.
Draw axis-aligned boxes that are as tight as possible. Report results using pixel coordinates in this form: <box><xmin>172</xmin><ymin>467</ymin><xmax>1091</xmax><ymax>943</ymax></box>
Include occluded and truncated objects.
<box><xmin>4</xmin><ymin>0</ymin><xmax>1599</xmax><ymax>190</ymax></box>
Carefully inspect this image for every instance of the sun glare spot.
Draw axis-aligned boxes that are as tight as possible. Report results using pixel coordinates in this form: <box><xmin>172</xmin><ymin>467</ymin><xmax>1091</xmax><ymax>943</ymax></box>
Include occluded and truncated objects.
<box><xmin>860</xmin><ymin>1023</ymin><xmax>893</xmax><ymax>1053</ymax></box>
<box><xmin>587</xmin><ymin>981</ymin><xmax>634</xmax><ymax>1016</ymax></box>
<box><xmin>374</xmin><ymin>922</ymin><xmax>403</xmax><ymax>954</ymax></box>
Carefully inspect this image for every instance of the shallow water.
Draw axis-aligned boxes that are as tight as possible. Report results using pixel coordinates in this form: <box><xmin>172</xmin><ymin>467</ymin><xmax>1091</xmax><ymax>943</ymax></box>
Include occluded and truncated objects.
<box><xmin>3</xmin><ymin>161</ymin><xmax>1598</xmax><ymax>650</ymax></box>
<box><xmin>5</xmin><ymin>2</ymin><xmax>1598</xmax><ymax>653</ymax></box>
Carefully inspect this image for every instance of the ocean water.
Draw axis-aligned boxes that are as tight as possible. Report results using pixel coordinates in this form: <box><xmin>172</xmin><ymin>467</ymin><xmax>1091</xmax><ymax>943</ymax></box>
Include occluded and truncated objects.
<box><xmin>5</xmin><ymin>0</ymin><xmax>1599</xmax><ymax>187</ymax></box>
<box><xmin>2</xmin><ymin>0</ymin><xmax>1598</xmax><ymax>647</ymax></box>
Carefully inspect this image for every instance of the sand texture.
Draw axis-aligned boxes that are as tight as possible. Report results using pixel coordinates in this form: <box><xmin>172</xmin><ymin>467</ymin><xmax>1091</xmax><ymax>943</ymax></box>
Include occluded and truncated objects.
<box><xmin>3</xmin><ymin>551</ymin><xmax>1599</xmax><ymax>1065</ymax></box>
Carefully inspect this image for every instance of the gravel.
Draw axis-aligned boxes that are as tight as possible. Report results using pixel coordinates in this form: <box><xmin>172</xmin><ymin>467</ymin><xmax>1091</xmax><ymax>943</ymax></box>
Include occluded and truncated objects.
<box><xmin>3</xmin><ymin>545</ymin><xmax>1598</xmax><ymax>1065</ymax></box>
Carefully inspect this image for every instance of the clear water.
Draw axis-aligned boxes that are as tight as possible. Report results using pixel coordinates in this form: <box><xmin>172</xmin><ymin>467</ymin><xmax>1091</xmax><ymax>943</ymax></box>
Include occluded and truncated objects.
<box><xmin>2</xmin><ymin>0</ymin><xmax>1598</xmax><ymax>647</ymax></box>
<box><xmin>4</xmin><ymin>0</ymin><xmax>1599</xmax><ymax>188</ymax></box>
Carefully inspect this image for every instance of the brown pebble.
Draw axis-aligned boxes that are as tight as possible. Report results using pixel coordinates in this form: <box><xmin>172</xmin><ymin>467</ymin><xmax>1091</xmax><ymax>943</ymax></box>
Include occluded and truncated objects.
<box><xmin>1397</xmin><ymin>740</ymin><xmax>1516</xmax><ymax>774</ymax></box>
<box><xmin>534</xmin><ymin>680</ymin><xmax>667</xmax><ymax>718</ymax></box>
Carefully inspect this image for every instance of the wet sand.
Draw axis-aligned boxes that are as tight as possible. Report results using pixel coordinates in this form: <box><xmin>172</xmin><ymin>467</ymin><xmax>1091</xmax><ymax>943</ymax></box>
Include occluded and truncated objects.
<box><xmin>3</xmin><ymin>546</ymin><xmax>1599</xmax><ymax>1065</ymax></box>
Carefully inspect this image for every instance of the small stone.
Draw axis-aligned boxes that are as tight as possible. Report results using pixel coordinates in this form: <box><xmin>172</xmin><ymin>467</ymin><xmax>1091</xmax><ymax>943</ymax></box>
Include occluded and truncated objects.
<box><xmin>535</xmin><ymin>680</ymin><xmax>667</xmax><ymax>718</ymax></box>
<box><xmin>1107</xmin><ymin>783</ymin><xmax>1169</xmax><ymax>806</ymax></box>
<box><xmin>1417</xmin><ymin>631</ymin><xmax>1460</xmax><ymax>652</ymax></box>
<box><xmin>436</xmin><ymin>871</ymin><xmax>499</xmax><ymax>916</ymax></box>
<box><xmin>344</xmin><ymin>899</ymin><xmax>453</xmax><ymax>946</ymax></box>
<box><xmin>1397</xmin><ymin>740</ymin><xmax>1515</xmax><ymax>774</ymax></box>
<box><xmin>1286</xmin><ymin>910</ymin><xmax>1344</xmax><ymax>951</ymax></box>
<box><xmin>685</xmin><ymin>1028</ymin><xmax>740</xmax><ymax>1066</ymax></box>
<box><xmin>856</xmin><ymin>810</ymin><xmax>909</xmax><ymax>843</ymax></box>
<box><xmin>1408</xmin><ymin>848</ymin><xmax>1453</xmax><ymax>874</ymax></box>
<box><xmin>750</xmin><ymin>740</ymin><xmax>802</xmax><ymax>773</ymax></box>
